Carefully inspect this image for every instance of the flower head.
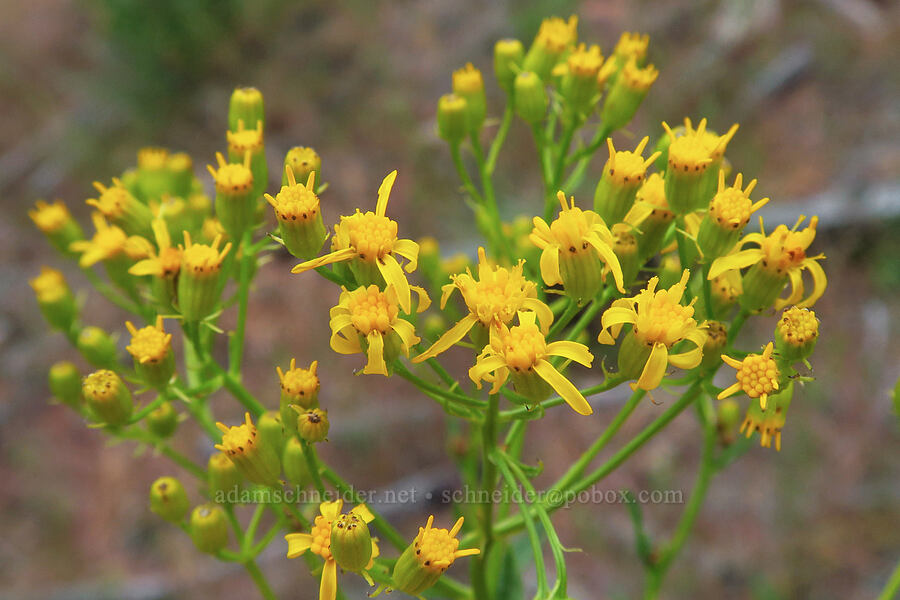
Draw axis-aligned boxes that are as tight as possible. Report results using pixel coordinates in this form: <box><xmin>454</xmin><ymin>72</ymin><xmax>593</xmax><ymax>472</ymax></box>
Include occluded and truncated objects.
<box><xmin>292</xmin><ymin>171</ymin><xmax>420</xmax><ymax>313</ymax></box>
<box><xmin>707</xmin><ymin>171</ymin><xmax>769</xmax><ymax>230</ymax></box>
<box><xmin>329</xmin><ymin>284</ymin><xmax>428</xmax><ymax>376</ymax></box>
<box><xmin>469</xmin><ymin>312</ymin><xmax>594</xmax><ymax>415</ymax></box>
<box><xmin>214</xmin><ymin>412</ymin><xmax>281</xmax><ymax>486</ymax></box>
<box><xmin>618</xmin><ymin>56</ymin><xmax>658</xmax><ymax>91</ymax></box>
<box><xmin>708</xmin><ymin>215</ymin><xmax>826</xmax><ymax>309</ymax></box>
<box><xmin>180</xmin><ymin>231</ymin><xmax>232</xmax><ymax>278</ymax></box>
<box><xmin>29</xmin><ymin>200</ymin><xmax>72</xmax><ymax>234</ymax></box>
<box><xmin>718</xmin><ymin>342</ymin><xmax>781</xmax><ymax>410</ymax></box>
<box><xmin>414</xmin><ymin>247</ymin><xmax>552</xmax><ymax>362</ymax></box>
<box><xmin>285</xmin><ymin>500</ymin><xmax>378</xmax><ymax>600</ymax></box>
<box><xmin>129</xmin><ymin>219</ymin><xmax>183</xmax><ymax>278</ymax></box>
<box><xmin>604</xmin><ymin>137</ymin><xmax>659</xmax><ymax>188</ymax></box>
<box><xmin>534</xmin><ymin>15</ymin><xmax>578</xmax><ymax>54</ymax></box>
<box><xmin>663</xmin><ymin>118</ymin><xmax>738</xmax><ymax>175</ymax></box>
<box><xmin>277</xmin><ymin>358</ymin><xmax>320</xmax><ymax>409</ymax></box>
<box><xmin>614</xmin><ymin>31</ymin><xmax>650</xmax><ymax>63</ymax></box>
<box><xmin>391</xmin><ymin>515</ymin><xmax>480</xmax><ymax>596</ymax></box>
<box><xmin>226</xmin><ymin>119</ymin><xmax>264</xmax><ymax>156</ymax></box>
<box><xmin>125</xmin><ymin>316</ymin><xmax>172</xmax><ymax>365</ymax></box>
<box><xmin>207</xmin><ymin>151</ymin><xmax>253</xmax><ymax>196</ymax></box>
<box><xmin>69</xmin><ymin>213</ymin><xmax>129</xmax><ymax>267</ymax></box>
<box><xmin>566</xmin><ymin>43</ymin><xmax>604</xmax><ymax>78</ymax></box>
<box><xmin>598</xmin><ymin>270</ymin><xmax>707</xmax><ymax>391</ymax></box>
<box><xmin>30</xmin><ymin>266</ymin><xmax>69</xmax><ymax>303</ymax></box>
<box><xmin>531</xmin><ymin>191</ymin><xmax>625</xmax><ymax>299</ymax></box>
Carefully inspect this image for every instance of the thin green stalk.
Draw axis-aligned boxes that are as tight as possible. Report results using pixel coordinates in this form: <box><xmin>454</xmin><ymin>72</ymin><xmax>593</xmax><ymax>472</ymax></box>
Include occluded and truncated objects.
<box><xmin>727</xmin><ymin>309</ymin><xmax>750</xmax><ymax>347</ymax></box>
<box><xmin>214</xmin><ymin>364</ymin><xmax>267</xmax><ymax>417</ymax></box>
<box><xmin>470</xmin><ymin>132</ymin><xmax>514</xmax><ymax>262</ymax></box>
<box><xmin>394</xmin><ymin>362</ymin><xmax>486</xmax><ymax>408</ymax></box>
<box><xmin>81</xmin><ymin>267</ymin><xmax>145</xmax><ymax>316</ymax></box>
<box><xmin>167</xmin><ymin>382</ymin><xmax>221</xmax><ymax>439</ymax></box>
<box><xmin>877</xmin><ymin>558</ymin><xmax>900</xmax><ymax>600</ymax></box>
<box><xmin>548</xmin><ymin>299</ymin><xmax>579</xmax><ymax>340</ymax></box>
<box><xmin>158</xmin><ymin>444</ymin><xmax>206</xmax><ymax>480</ymax></box>
<box><xmin>561</xmin><ymin>123</ymin><xmax>611</xmax><ymax>193</ymax></box>
<box><xmin>701</xmin><ymin>261</ymin><xmax>716</xmax><ymax>320</ymax></box>
<box><xmin>229</xmin><ymin>230</ymin><xmax>255</xmax><ymax>377</ymax></box>
<box><xmin>498</xmin><ymin>376</ymin><xmax>624</xmax><ymax>421</ymax></box>
<box><xmin>486</xmin><ymin>105</ymin><xmax>514</xmax><ymax>175</ymax></box>
<box><xmin>243</xmin><ymin>558</ymin><xmax>277</xmax><ymax>600</ymax></box>
<box><xmin>450</xmin><ymin>142</ymin><xmax>484</xmax><ymax>204</ymax></box>
<box><xmin>301</xmin><ymin>439</ymin><xmax>327</xmax><ymax>497</ymax></box>
<box><xmin>471</xmin><ymin>393</ymin><xmax>500</xmax><ymax>600</ymax></box>
<box><xmin>242</xmin><ymin>503</ymin><xmax>267</xmax><ymax>554</ymax></box>
<box><xmin>531</xmin><ymin>123</ymin><xmax>553</xmax><ymax>195</ymax></box>
<box><xmin>127</xmin><ymin>394</ymin><xmax>167</xmax><ymax>425</ymax></box>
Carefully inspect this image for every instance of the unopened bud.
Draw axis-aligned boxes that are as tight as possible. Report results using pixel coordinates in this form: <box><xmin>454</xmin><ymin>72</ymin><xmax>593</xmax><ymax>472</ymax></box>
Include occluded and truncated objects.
<box><xmin>150</xmin><ymin>476</ymin><xmax>189</xmax><ymax>523</ymax></box>
<box><xmin>83</xmin><ymin>369</ymin><xmax>132</xmax><ymax>426</ymax></box>
<box><xmin>190</xmin><ymin>504</ymin><xmax>229</xmax><ymax>554</ymax></box>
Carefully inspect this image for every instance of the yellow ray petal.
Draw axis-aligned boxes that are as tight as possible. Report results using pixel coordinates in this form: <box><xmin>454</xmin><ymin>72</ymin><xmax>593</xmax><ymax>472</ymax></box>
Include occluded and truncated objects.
<box><xmin>533</xmin><ymin>360</ymin><xmax>592</xmax><ymax>415</ymax></box>
<box><xmin>797</xmin><ymin>258</ymin><xmax>827</xmax><ymax>308</ymax></box>
<box><xmin>413</xmin><ymin>314</ymin><xmax>479</xmax><ymax>363</ymax></box>
<box><xmin>376</xmin><ymin>170</ymin><xmax>398</xmax><ymax>217</ymax></box>
<box><xmin>546</xmin><ymin>341</ymin><xmax>594</xmax><ymax>367</ymax></box>
<box><xmin>320</xmin><ymin>558</ymin><xmax>338</xmax><ymax>600</ymax></box>
<box><xmin>285</xmin><ymin>533</ymin><xmax>313</xmax><ymax>558</ymax></box>
<box><xmin>292</xmin><ymin>248</ymin><xmax>356</xmax><ymax>274</ymax></box>
<box><xmin>468</xmin><ymin>355</ymin><xmax>507</xmax><ymax>389</ymax></box>
<box><xmin>363</xmin><ymin>331</ymin><xmax>388</xmax><ymax>376</ymax></box>
<box><xmin>539</xmin><ymin>245</ymin><xmax>562</xmax><ymax>286</ymax></box>
<box><xmin>708</xmin><ymin>248</ymin><xmax>764</xmax><ymax>280</ymax></box>
<box><xmin>393</xmin><ymin>238</ymin><xmax>419</xmax><ymax>272</ymax></box>
<box><xmin>635</xmin><ymin>342</ymin><xmax>668</xmax><ymax>391</ymax></box>
<box><xmin>377</xmin><ymin>253</ymin><xmax>412</xmax><ymax>314</ymax></box>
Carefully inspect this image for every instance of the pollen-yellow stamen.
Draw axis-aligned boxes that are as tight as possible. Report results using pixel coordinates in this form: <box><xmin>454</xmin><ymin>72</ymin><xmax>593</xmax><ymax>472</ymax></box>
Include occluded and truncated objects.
<box><xmin>309</xmin><ymin>514</ymin><xmax>334</xmax><ymax>560</ymax></box>
<box><xmin>347</xmin><ymin>285</ymin><xmax>399</xmax><ymax>335</ymax></box>
<box><xmin>266</xmin><ymin>168</ymin><xmax>320</xmax><ymax>223</ymax></box>
<box><xmin>125</xmin><ymin>316</ymin><xmax>172</xmax><ymax>364</ymax></box>
<box><xmin>413</xmin><ymin>516</ymin><xmax>472</xmax><ymax>573</ymax></box>
<box><xmin>29</xmin><ymin>200</ymin><xmax>72</xmax><ymax>233</ymax></box>
<box><xmin>340</xmin><ymin>212</ymin><xmax>398</xmax><ymax>262</ymax></box>
<box><xmin>776</xmin><ymin>307</ymin><xmax>818</xmax><ymax>347</ymax></box>
<box><xmin>215</xmin><ymin>413</ymin><xmax>258</xmax><ymax>458</ymax></box>
<box><xmin>499</xmin><ymin>321</ymin><xmax>547</xmax><ymax>372</ymax></box>
<box><xmin>633</xmin><ymin>275</ymin><xmax>697</xmax><ymax>347</ymax></box>
<box><xmin>452</xmin><ymin>248</ymin><xmax>541</xmax><ymax>326</ymax></box>
<box><xmin>720</xmin><ymin>342</ymin><xmax>780</xmax><ymax>408</ymax></box>
<box><xmin>664</xmin><ymin>118</ymin><xmax>739</xmax><ymax>174</ymax></box>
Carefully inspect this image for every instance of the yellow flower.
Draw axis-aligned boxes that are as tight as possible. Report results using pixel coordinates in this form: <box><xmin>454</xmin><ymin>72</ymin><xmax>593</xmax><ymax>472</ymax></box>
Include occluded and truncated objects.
<box><xmin>414</xmin><ymin>247</ymin><xmax>552</xmax><ymax>362</ymax></box>
<box><xmin>214</xmin><ymin>412</ymin><xmax>281</xmax><ymax>486</ymax></box>
<box><xmin>664</xmin><ymin>118</ymin><xmax>739</xmax><ymax>174</ymax></box>
<box><xmin>69</xmin><ymin>213</ymin><xmax>129</xmax><ymax>267</ymax></box>
<box><xmin>706</xmin><ymin>171</ymin><xmax>769</xmax><ymax>230</ymax></box>
<box><xmin>469</xmin><ymin>311</ymin><xmax>594</xmax><ymax>415</ymax></box>
<box><xmin>391</xmin><ymin>515</ymin><xmax>480</xmax><ymax>596</ymax></box>
<box><xmin>566</xmin><ymin>43</ymin><xmax>603</xmax><ymax>77</ymax></box>
<box><xmin>531</xmin><ymin>191</ymin><xmax>625</xmax><ymax>302</ymax></box>
<box><xmin>292</xmin><ymin>171</ymin><xmax>420</xmax><ymax>313</ymax></box>
<box><xmin>329</xmin><ymin>284</ymin><xmax>429</xmax><ymax>376</ymax></box>
<box><xmin>618</xmin><ymin>55</ymin><xmax>658</xmax><ymax>90</ymax></box>
<box><xmin>30</xmin><ymin>266</ymin><xmax>69</xmax><ymax>303</ymax></box>
<box><xmin>129</xmin><ymin>218</ymin><xmax>183</xmax><ymax>278</ymax></box>
<box><xmin>533</xmin><ymin>15</ymin><xmax>578</xmax><ymax>54</ymax></box>
<box><xmin>29</xmin><ymin>200</ymin><xmax>73</xmax><ymax>234</ymax></box>
<box><xmin>285</xmin><ymin>500</ymin><xmax>378</xmax><ymax>600</ymax></box>
<box><xmin>708</xmin><ymin>215</ymin><xmax>826</xmax><ymax>309</ymax></box>
<box><xmin>718</xmin><ymin>342</ymin><xmax>780</xmax><ymax>410</ymax></box>
<box><xmin>86</xmin><ymin>178</ymin><xmax>153</xmax><ymax>237</ymax></box>
<box><xmin>125</xmin><ymin>316</ymin><xmax>172</xmax><ymax>365</ymax></box>
<box><xmin>613</xmin><ymin>31</ymin><xmax>650</xmax><ymax>63</ymax></box>
<box><xmin>598</xmin><ymin>270</ymin><xmax>707</xmax><ymax>391</ymax></box>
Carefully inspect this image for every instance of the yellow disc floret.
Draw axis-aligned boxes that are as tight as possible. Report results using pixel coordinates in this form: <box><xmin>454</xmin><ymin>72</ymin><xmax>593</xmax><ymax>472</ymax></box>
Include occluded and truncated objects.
<box><xmin>277</xmin><ymin>359</ymin><xmax>320</xmax><ymax>399</ymax></box>
<box><xmin>215</xmin><ymin>412</ymin><xmax>258</xmax><ymax>458</ymax></box>
<box><xmin>708</xmin><ymin>171</ymin><xmax>769</xmax><ymax>230</ymax></box>
<box><xmin>347</xmin><ymin>285</ymin><xmax>399</xmax><ymax>335</ymax></box>
<box><xmin>664</xmin><ymin>118</ymin><xmax>739</xmax><ymax>174</ymax></box>
<box><xmin>30</xmin><ymin>266</ymin><xmax>68</xmax><ymax>302</ymax></box>
<box><xmin>227</xmin><ymin>119</ymin><xmax>264</xmax><ymax>154</ymax></box>
<box><xmin>567</xmin><ymin>44</ymin><xmax>603</xmax><ymax>77</ymax></box>
<box><xmin>309</xmin><ymin>513</ymin><xmax>334</xmax><ymax>561</ymax></box>
<box><xmin>267</xmin><ymin>175</ymin><xmax>321</xmax><ymax>223</ymax></box>
<box><xmin>413</xmin><ymin>516</ymin><xmax>478</xmax><ymax>574</ymax></box>
<box><xmin>207</xmin><ymin>151</ymin><xmax>253</xmax><ymax>195</ymax></box>
<box><xmin>339</xmin><ymin>211</ymin><xmax>398</xmax><ymax>263</ymax></box>
<box><xmin>776</xmin><ymin>306</ymin><xmax>818</xmax><ymax>347</ymax></box>
<box><xmin>614</xmin><ymin>31</ymin><xmax>649</xmax><ymax>62</ymax></box>
<box><xmin>125</xmin><ymin>316</ymin><xmax>172</xmax><ymax>364</ymax></box>
<box><xmin>620</xmin><ymin>56</ymin><xmax>658</xmax><ymax>91</ymax></box>
<box><xmin>29</xmin><ymin>200</ymin><xmax>72</xmax><ymax>233</ymax></box>
<box><xmin>535</xmin><ymin>15</ymin><xmax>578</xmax><ymax>53</ymax></box>
<box><xmin>719</xmin><ymin>342</ymin><xmax>780</xmax><ymax>409</ymax></box>
<box><xmin>452</xmin><ymin>63</ymin><xmax>484</xmax><ymax>94</ymax></box>
<box><xmin>138</xmin><ymin>147</ymin><xmax>169</xmax><ymax>170</ymax></box>
<box><xmin>605</xmin><ymin>136</ymin><xmax>660</xmax><ymax>187</ymax></box>
<box><xmin>180</xmin><ymin>231</ymin><xmax>232</xmax><ymax>278</ymax></box>
<box><xmin>87</xmin><ymin>179</ymin><xmax>132</xmax><ymax>220</ymax></box>
<box><xmin>496</xmin><ymin>318</ymin><xmax>547</xmax><ymax>372</ymax></box>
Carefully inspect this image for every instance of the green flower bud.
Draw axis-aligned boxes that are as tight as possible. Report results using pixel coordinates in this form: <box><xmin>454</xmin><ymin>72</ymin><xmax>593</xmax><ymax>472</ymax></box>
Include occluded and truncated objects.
<box><xmin>208</xmin><ymin>151</ymin><xmax>257</xmax><ymax>242</ymax></box>
<box><xmin>611</xmin><ymin>224</ymin><xmax>640</xmax><ymax>289</ymax></box>
<box><xmin>331</xmin><ymin>511</ymin><xmax>374</xmax><ymax>572</ymax></box>
<box><xmin>258</xmin><ymin>410</ymin><xmax>287</xmax><ymax>457</ymax></box>
<box><xmin>190</xmin><ymin>504</ymin><xmax>229</xmax><ymax>554</ymax></box>
<box><xmin>77</xmin><ymin>326</ymin><xmax>118</xmax><ymax>369</ymax></box>
<box><xmin>166</xmin><ymin>152</ymin><xmax>194</xmax><ymax>198</ymax></box>
<box><xmin>436</xmin><ymin>94</ymin><xmax>468</xmax><ymax>144</ymax></box>
<box><xmin>48</xmin><ymin>361</ymin><xmax>82</xmax><ymax>408</ymax></box>
<box><xmin>391</xmin><ymin>515</ymin><xmax>479</xmax><ymax>596</ymax></box>
<box><xmin>294</xmin><ymin>407</ymin><xmax>329</xmax><ymax>443</ymax></box>
<box><xmin>594</xmin><ymin>137</ymin><xmax>657</xmax><ymax>225</ymax></box>
<box><xmin>29</xmin><ymin>200</ymin><xmax>84</xmax><ymax>257</ymax></box>
<box><xmin>616</xmin><ymin>329</ymin><xmax>652</xmax><ymax>381</ymax></box>
<box><xmin>716</xmin><ymin>398</ymin><xmax>741</xmax><ymax>445</ymax></box>
<box><xmin>149</xmin><ymin>476</ymin><xmax>190</xmax><ymax>523</ymax></box>
<box><xmin>631</xmin><ymin>174</ymin><xmax>675</xmax><ymax>260</ymax></box>
<box><xmin>146</xmin><ymin>401</ymin><xmax>178</xmax><ymax>438</ymax></box>
<box><xmin>229</xmin><ymin>87</ymin><xmax>265</xmax><ymax>133</ymax></box>
<box><xmin>739</xmin><ymin>262</ymin><xmax>787</xmax><ymax>313</ymax></box>
<box><xmin>277</xmin><ymin>359</ymin><xmax>320</xmax><ymax>434</ymax></box>
<box><xmin>560</xmin><ymin>44</ymin><xmax>603</xmax><ymax>116</ymax></box>
<box><xmin>177</xmin><ymin>232</ymin><xmax>232</xmax><ymax>322</ymax></box>
<box><xmin>775</xmin><ymin>307</ymin><xmax>819</xmax><ymax>365</ymax></box>
<box><xmin>83</xmin><ymin>369</ymin><xmax>132</xmax><ymax>426</ymax></box>
<box><xmin>599</xmin><ymin>57</ymin><xmax>658</xmax><ymax>132</ymax></box>
<box><xmin>514</xmin><ymin>71</ymin><xmax>547</xmax><ymax>124</ymax></box>
<box><xmin>215</xmin><ymin>413</ymin><xmax>282</xmax><ymax>487</ymax></box>
<box><xmin>208</xmin><ymin>452</ymin><xmax>243</xmax><ymax>501</ymax></box>
<box><xmin>452</xmin><ymin>63</ymin><xmax>486</xmax><ymax>133</ymax></box>
<box><xmin>87</xmin><ymin>178</ymin><xmax>154</xmax><ymax>238</ymax></box>
<box><xmin>522</xmin><ymin>15</ymin><xmax>578</xmax><ymax>81</ymax></box>
<box><xmin>30</xmin><ymin>267</ymin><xmax>77</xmax><ymax>332</ymax></box>
<box><xmin>266</xmin><ymin>168</ymin><xmax>327</xmax><ymax>261</ymax></box>
<box><xmin>493</xmin><ymin>38</ymin><xmax>523</xmax><ymax>91</ymax></box>
<box><xmin>700</xmin><ymin>320</ymin><xmax>728</xmax><ymax>371</ymax></box>
<box><xmin>282</xmin><ymin>437</ymin><xmax>311</xmax><ymax>487</ymax></box>
<box><xmin>283</xmin><ymin>147</ymin><xmax>321</xmax><ymax>192</ymax></box>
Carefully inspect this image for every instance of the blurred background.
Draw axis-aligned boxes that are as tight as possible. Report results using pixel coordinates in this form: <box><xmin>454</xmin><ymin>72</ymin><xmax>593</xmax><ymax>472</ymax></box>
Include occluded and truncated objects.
<box><xmin>2</xmin><ymin>0</ymin><xmax>899</xmax><ymax>598</ymax></box>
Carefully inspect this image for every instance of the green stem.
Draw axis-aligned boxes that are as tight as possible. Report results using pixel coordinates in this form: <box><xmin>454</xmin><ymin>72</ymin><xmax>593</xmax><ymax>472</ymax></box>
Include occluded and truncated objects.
<box><xmin>229</xmin><ymin>230</ymin><xmax>255</xmax><ymax>377</ymax></box>
<box><xmin>450</xmin><ymin>142</ymin><xmax>484</xmax><ymax>204</ymax></box>
<box><xmin>548</xmin><ymin>299</ymin><xmax>579</xmax><ymax>340</ymax></box>
<box><xmin>167</xmin><ymin>382</ymin><xmax>221</xmax><ymax>440</ymax></box>
<box><xmin>216</xmin><ymin>365</ymin><xmax>267</xmax><ymax>417</ymax></box>
<box><xmin>471</xmin><ymin>393</ymin><xmax>500</xmax><ymax>600</ymax></box>
<box><xmin>562</xmin><ymin>123</ymin><xmax>611</xmax><ymax>193</ymax></box>
<box><xmin>727</xmin><ymin>309</ymin><xmax>750</xmax><ymax>347</ymax></box>
<box><xmin>81</xmin><ymin>267</ymin><xmax>145</xmax><ymax>317</ymax></box>
<box><xmin>531</xmin><ymin>124</ymin><xmax>553</xmax><ymax>196</ymax></box>
<box><xmin>498</xmin><ymin>377</ymin><xmax>624</xmax><ymax>421</ymax></box>
<box><xmin>127</xmin><ymin>394</ymin><xmax>167</xmax><ymax>425</ymax></box>
<box><xmin>486</xmin><ymin>105</ymin><xmax>514</xmax><ymax>175</ymax></box>
<box><xmin>470</xmin><ymin>132</ymin><xmax>513</xmax><ymax>262</ymax></box>
<box><xmin>701</xmin><ymin>261</ymin><xmax>716</xmax><ymax>320</ymax></box>
<box><xmin>394</xmin><ymin>362</ymin><xmax>486</xmax><ymax>408</ymax></box>
<box><xmin>300</xmin><ymin>439</ymin><xmax>327</xmax><ymax>497</ymax></box>
<box><xmin>242</xmin><ymin>503</ymin><xmax>266</xmax><ymax>555</ymax></box>
<box><xmin>243</xmin><ymin>558</ymin><xmax>277</xmax><ymax>600</ymax></box>
<box><xmin>877</xmin><ymin>558</ymin><xmax>900</xmax><ymax>600</ymax></box>
<box><xmin>158</xmin><ymin>444</ymin><xmax>206</xmax><ymax>480</ymax></box>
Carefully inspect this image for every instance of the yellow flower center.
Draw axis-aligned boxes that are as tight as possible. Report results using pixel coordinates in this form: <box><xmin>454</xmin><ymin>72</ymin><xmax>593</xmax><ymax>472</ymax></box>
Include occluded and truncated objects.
<box><xmin>127</xmin><ymin>324</ymin><xmax>171</xmax><ymax>363</ymax></box>
<box><xmin>499</xmin><ymin>322</ymin><xmax>547</xmax><ymax>371</ymax></box>
<box><xmin>309</xmin><ymin>515</ymin><xmax>334</xmax><ymax>561</ymax></box>
<box><xmin>634</xmin><ymin>290</ymin><xmax>697</xmax><ymax>347</ymax></box>
<box><xmin>455</xmin><ymin>264</ymin><xmax>535</xmax><ymax>326</ymax></box>
<box><xmin>217</xmin><ymin>421</ymin><xmax>258</xmax><ymax>458</ymax></box>
<box><xmin>711</xmin><ymin>274</ymin><xmax>739</xmax><ymax>304</ymax></box>
<box><xmin>341</xmin><ymin>212</ymin><xmax>398</xmax><ymax>262</ymax></box>
<box><xmin>90</xmin><ymin>184</ymin><xmax>133</xmax><ymax>219</ymax></box>
<box><xmin>90</xmin><ymin>224</ymin><xmax>129</xmax><ymax>259</ymax></box>
<box><xmin>271</xmin><ymin>185</ymin><xmax>320</xmax><ymax>223</ymax></box>
<box><xmin>281</xmin><ymin>367</ymin><xmax>319</xmax><ymax>398</ymax></box>
<box><xmin>167</xmin><ymin>152</ymin><xmax>192</xmax><ymax>172</ymax></box>
<box><xmin>82</xmin><ymin>370</ymin><xmax>120</xmax><ymax>401</ymax></box>
<box><xmin>227</xmin><ymin>128</ymin><xmax>263</xmax><ymax>154</ymax></box>
<box><xmin>635</xmin><ymin>173</ymin><xmax>670</xmax><ymax>212</ymax></box>
<box><xmin>667</xmin><ymin>133</ymin><xmax>713</xmax><ymax>174</ymax></box>
<box><xmin>607</xmin><ymin>149</ymin><xmax>651</xmax><ymax>186</ymax></box>
<box><xmin>709</xmin><ymin>187</ymin><xmax>754</xmax><ymax>230</ymax></box>
<box><xmin>734</xmin><ymin>353</ymin><xmax>779</xmax><ymax>399</ymax></box>
<box><xmin>614</xmin><ymin>31</ymin><xmax>649</xmax><ymax>61</ymax></box>
<box><xmin>285</xmin><ymin>147</ymin><xmax>320</xmax><ymax>174</ymax></box>
<box><xmin>567</xmin><ymin>44</ymin><xmax>603</xmax><ymax>77</ymax></box>
<box><xmin>620</xmin><ymin>57</ymin><xmax>658</xmax><ymax>91</ymax></box>
<box><xmin>535</xmin><ymin>15</ymin><xmax>578</xmax><ymax>53</ymax></box>
<box><xmin>548</xmin><ymin>207</ymin><xmax>594</xmax><ymax>255</ymax></box>
<box><xmin>703</xmin><ymin>320</ymin><xmax>727</xmax><ymax>350</ymax></box>
<box><xmin>211</xmin><ymin>162</ymin><xmax>254</xmax><ymax>195</ymax></box>
<box><xmin>776</xmin><ymin>307</ymin><xmax>818</xmax><ymax>346</ymax></box>
<box><xmin>30</xmin><ymin>267</ymin><xmax>68</xmax><ymax>302</ymax></box>
<box><xmin>414</xmin><ymin>526</ymin><xmax>461</xmax><ymax>573</ymax></box>
<box><xmin>348</xmin><ymin>285</ymin><xmax>398</xmax><ymax>335</ymax></box>
<box><xmin>452</xmin><ymin>63</ymin><xmax>484</xmax><ymax>94</ymax></box>
<box><xmin>30</xmin><ymin>201</ymin><xmax>71</xmax><ymax>233</ymax></box>
<box><xmin>183</xmin><ymin>244</ymin><xmax>225</xmax><ymax>275</ymax></box>
<box><xmin>158</xmin><ymin>246</ymin><xmax>183</xmax><ymax>278</ymax></box>
<box><xmin>761</xmin><ymin>219</ymin><xmax>817</xmax><ymax>273</ymax></box>
<box><xmin>138</xmin><ymin>147</ymin><xmax>169</xmax><ymax>170</ymax></box>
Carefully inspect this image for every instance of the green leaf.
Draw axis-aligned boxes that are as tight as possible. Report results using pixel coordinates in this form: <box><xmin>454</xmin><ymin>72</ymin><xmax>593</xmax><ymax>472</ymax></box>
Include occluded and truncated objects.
<box><xmin>487</xmin><ymin>541</ymin><xmax>525</xmax><ymax>600</ymax></box>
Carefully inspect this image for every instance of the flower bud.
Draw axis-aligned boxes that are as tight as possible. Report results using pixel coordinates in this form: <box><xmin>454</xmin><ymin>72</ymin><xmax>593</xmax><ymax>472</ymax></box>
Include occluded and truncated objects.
<box><xmin>330</xmin><ymin>510</ymin><xmax>374</xmax><ymax>572</ymax></box>
<box><xmin>775</xmin><ymin>307</ymin><xmax>818</xmax><ymax>365</ymax></box>
<box><xmin>266</xmin><ymin>168</ymin><xmax>327</xmax><ymax>260</ymax></box>
<box><xmin>616</xmin><ymin>329</ymin><xmax>652</xmax><ymax>381</ymax></box>
<box><xmin>177</xmin><ymin>232</ymin><xmax>232</xmax><ymax>322</ymax></box>
<box><xmin>149</xmin><ymin>476</ymin><xmax>190</xmax><ymax>523</ymax></box>
<box><xmin>87</xmin><ymin>179</ymin><xmax>154</xmax><ymax>238</ymax></box>
<box><xmin>29</xmin><ymin>200</ymin><xmax>84</xmax><ymax>257</ymax></box>
<box><xmin>436</xmin><ymin>94</ymin><xmax>468</xmax><ymax>144</ymax></box>
<box><xmin>277</xmin><ymin>359</ymin><xmax>320</xmax><ymax>434</ymax></box>
<box><xmin>136</xmin><ymin>147</ymin><xmax>174</xmax><ymax>202</ymax></box>
<box><xmin>282</xmin><ymin>437</ymin><xmax>311</xmax><ymax>487</ymax></box>
<box><xmin>514</xmin><ymin>71</ymin><xmax>547</xmax><ymax>124</ymax></box>
<box><xmin>48</xmin><ymin>361</ymin><xmax>82</xmax><ymax>408</ymax></box>
<box><xmin>294</xmin><ymin>407</ymin><xmax>329</xmax><ymax>443</ymax></box>
<box><xmin>283</xmin><ymin>146</ymin><xmax>321</xmax><ymax>191</ymax></box>
<box><xmin>740</xmin><ymin>382</ymin><xmax>793</xmax><ymax>451</ymax></box>
<box><xmin>697</xmin><ymin>171</ymin><xmax>768</xmax><ymax>260</ymax></box>
<box><xmin>83</xmin><ymin>369</ymin><xmax>132</xmax><ymax>426</ymax></box>
<box><xmin>594</xmin><ymin>137</ymin><xmax>659</xmax><ymax>225</ymax></box>
<box><xmin>147</xmin><ymin>400</ymin><xmax>178</xmax><ymax>438</ymax></box>
<box><xmin>452</xmin><ymin>63</ymin><xmax>486</xmax><ymax>133</ymax></box>
<box><xmin>560</xmin><ymin>44</ymin><xmax>603</xmax><ymax>116</ymax></box>
<box><xmin>208</xmin><ymin>151</ymin><xmax>256</xmax><ymax>242</ymax></box>
<box><xmin>30</xmin><ymin>267</ymin><xmax>77</xmax><ymax>332</ymax></box>
<box><xmin>629</xmin><ymin>174</ymin><xmax>674</xmax><ymax>259</ymax></box>
<box><xmin>77</xmin><ymin>326</ymin><xmax>118</xmax><ymax>369</ymax></box>
<box><xmin>391</xmin><ymin>515</ymin><xmax>479</xmax><ymax>596</ymax></box>
<box><xmin>493</xmin><ymin>38</ymin><xmax>524</xmax><ymax>91</ymax></box>
<box><xmin>208</xmin><ymin>452</ymin><xmax>243</xmax><ymax>501</ymax></box>
<box><xmin>738</xmin><ymin>263</ymin><xmax>787</xmax><ymax>313</ymax></box>
<box><xmin>227</xmin><ymin>119</ymin><xmax>268</xmax><ymax>200</ymax></box>
<box><xmin>229</xmin><ymin>87</ymin><xmax>265</xmax><ymax>133</ymax></box>
<box><xmin>190</xmin><ymin>504</ymin><xmax>229</xmax><ymax>554</ymax></box>
<box><xmin>215</xmin><ymin>413</ymin><xmax>282</xmax><ymax>487</ymax></box>
<box><xmin>126</xmin><ymin>317</ymin><xmax>174</xmax><ymax>388</ymax></box>
<box><xmin>522</xmin><ymin>16</ymin><xmax>578</xmax><ymax>81</ymax></box>
<box><xmin>599</xmin><ymin>57</ymin><xmax>658</xmax><ymax>131</ymax></box>
<box><xmin>700</xmin><ymin>320</ymin><xmax>728</xmax><ymax>370</ymax></box>
<box><xmin>258</xmin><ymin>410</ymin><xmax>287</xmax><ymax>457</ymax></box>
<box><xmin>663</xmin><ymin>119</ymin><xmax>739</xmax><ymax>214</ymax></box>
